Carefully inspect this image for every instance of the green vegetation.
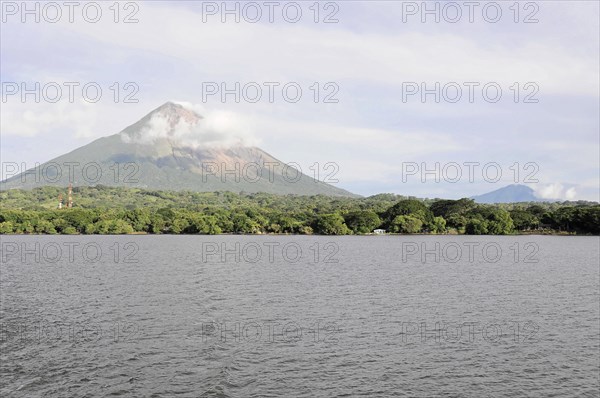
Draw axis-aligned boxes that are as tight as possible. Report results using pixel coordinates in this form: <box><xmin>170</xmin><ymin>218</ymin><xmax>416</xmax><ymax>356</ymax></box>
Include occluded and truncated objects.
<box><xmin>0</xmin><ymin>186</ymin><xmax>598</xmax><ymax>235</ymax></box>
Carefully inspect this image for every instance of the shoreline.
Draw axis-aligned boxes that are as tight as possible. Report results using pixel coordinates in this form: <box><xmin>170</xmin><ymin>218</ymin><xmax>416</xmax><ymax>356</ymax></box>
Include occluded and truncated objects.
<box><xmin>0</xmin><ymin>232</ymin><xmax>590</xmax><ymax>237</ymax></box>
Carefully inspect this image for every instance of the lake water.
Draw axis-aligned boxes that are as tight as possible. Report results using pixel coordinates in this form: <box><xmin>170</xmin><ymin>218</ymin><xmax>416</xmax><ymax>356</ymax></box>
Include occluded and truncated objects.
<box><xmin>1</xmin><ymin>235</ymin><xmax>598</xmax><ymax>397</ymax></box>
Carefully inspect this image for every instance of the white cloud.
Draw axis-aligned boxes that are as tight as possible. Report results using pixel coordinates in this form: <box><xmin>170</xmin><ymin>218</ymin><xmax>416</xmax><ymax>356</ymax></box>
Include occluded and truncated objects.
<box><xmin>51</xmin><ymin>3</ymin><xmax>599</xmax><ymax>97</ymax></box>
<box><xmin>0</xmin><ymin>100</ymin><xmax>97</xmax><ymax>138</ymax></box>
<box><xmin>534</xmin><ymin>183</ymin><xmax>578</xmax><ymax>201</ymax></box>
<box><xmin>120</xmin><ymin>102</ymin><xmax>258</xmax><ymax>149</ymax></box>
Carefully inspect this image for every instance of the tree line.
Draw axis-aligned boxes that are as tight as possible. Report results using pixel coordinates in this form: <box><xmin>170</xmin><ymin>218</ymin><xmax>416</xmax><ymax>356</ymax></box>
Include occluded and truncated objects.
<box><xmin>0</xmin><ymin>186</ymin><xmax>598</xmax><ymax>235</ymax></box>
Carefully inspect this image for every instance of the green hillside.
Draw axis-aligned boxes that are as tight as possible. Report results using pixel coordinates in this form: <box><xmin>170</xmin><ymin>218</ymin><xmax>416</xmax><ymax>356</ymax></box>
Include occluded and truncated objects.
<box><xmin>1</xmin><ymin>186</ymin><xmax>598</xmax><ymax>235</ymax></box>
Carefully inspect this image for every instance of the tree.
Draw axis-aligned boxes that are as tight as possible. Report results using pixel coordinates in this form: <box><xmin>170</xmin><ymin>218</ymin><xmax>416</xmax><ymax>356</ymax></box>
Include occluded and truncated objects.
<box><xmin>169</xmin><ymin>216</ymin><xmax>189</xmax><ymax>234</ymax></box>
<box><xmin>84</xmin><ymin>223</ymin><xmax>96</xmax><ymax>234</ymax></box>
<box><xmin>486</xmin><ymin>209</ymin><xmax>514</xmax><ymax>235</ymax></box>
<box><xmin>148</xmin><ymin>214</ymin><xmax>166</xmax><ymax>234</ymax></box>
<box><xmin>34</xmin><ymin>220</ymin><xmax>56</xmax><ymax>234</ymax></box>
<box><xmin>276</xmin><ymin>216</ymin><xmax>299</xmax><ymax>233</ymax></box>
<box><xmin>298</xmin><ymin>225</ymin><xmax>314</xmax><ymax>235</ymax></box>
<box><xmin>125</xmin><ymin>209</ymin><xmax>151</xmax><ymax>232</ymax></box>
<box><xmin>186</xmin><ymin>215</ymin><xmax>222</xmax><ymax>234</ymax></box>
<box><xmin>465</xmin><ymin>219</ymin><xmax>488</xmax><ymax>235</ymax></box>
<box><xmin>445</xmin><ymin>214</ymin><xmax>468</xmax><ymax>231</ymax></box>
<box><xmin>526</xmin><ymin>205</ymin><xmax>547</xmax><ymax>219</ymax></box>
<box><xmin>510</xmin><ymin>209</ymin><xmax>539</xmax><ymax>231</ymax></box>
<box><xmin>383</xmin><ymin>199</ymin><xmax>433</xmax><ymax>228</ymax></box>
<box><xmin>430</xmin><ymin>198</ymin><xmax>475</xmax><ymax>218</ymax></box>
<box><xmin>210</xmin><ymin>209</ymin><xmax>234</xmax><ymax>232</ymax></box>
<box><xmin>390</xmin><ymin>215</ymin><xmax>423</xmax><ymax>234</ymax></box>
<box><xmin>344</xmin><ymin>210</ymin><xmax>381</xmax><ymax>234</ymax></box>
<box><xmin>0</xmin><ymin>221</ymin><xmax>14</xmax><ymax>234</ymax></box>
<box><xmin>18</xmin><ymin>221</ymin><xmax>35</xmax><ymax>234</ymax></box>
<box><xmin>109</xmin><ymin>220</ymin><xmax>134</xmax><ymax>234</ymax></box>
<box><xmin>430</xmin><ymin>216</ymin><xmax>447</xmax><ymax>234</ymax></box>
<box><xmin>61</xmin><ymin>210</ymin><xmax>96</xmax><ymax>233</ymax></box>
<box><xmin>545</xmin><ymin>207</ymin><xmax>572</xmax><ymax>231</ymax></box>
<box><xmin>92</xmin><ymin>220</ymin><xmax>111</xmax><ymax>234</ymax></box>
<box><xmin>466</xmin><ymin>206</ymin><xmax>514</xmax><ymax>235</ymax></box>
<box><xmin>313</xmin><ymin>213</ymin><xmax>350</xmax><ymax>235</ymax></box>
<box><xmin>62</xmin><ymin>226</ymin><xmax>78</xmax><ymax>234</ymax></box>
<box><xmin>573</xmin><ymin>206</ymin><xmax>600</xmax><ymax>234</ymax></box>
<box><xmin>230</xmin><ymin>213</ymin><xmax>258</xmax><ymax>233</ymax></box>
<box><xmin>50</xmin><ymin>218</ymin><xmax>70</xmax><ymax>233</ymax></box>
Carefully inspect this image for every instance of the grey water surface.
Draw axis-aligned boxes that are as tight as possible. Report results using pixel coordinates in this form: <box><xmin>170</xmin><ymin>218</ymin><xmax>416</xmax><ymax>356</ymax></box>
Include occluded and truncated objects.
<box><xmin>1</xmin><ymin>235</ymin><xmax>598</xmax><ymax>397</ymax></box>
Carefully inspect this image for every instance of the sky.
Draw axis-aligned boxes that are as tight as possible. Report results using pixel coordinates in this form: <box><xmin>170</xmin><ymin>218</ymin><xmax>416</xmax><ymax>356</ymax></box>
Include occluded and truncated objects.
<box><xmin>1</xmin><ymin>0</ymin><xmax>599</xmax><ymax>200</ymax></box>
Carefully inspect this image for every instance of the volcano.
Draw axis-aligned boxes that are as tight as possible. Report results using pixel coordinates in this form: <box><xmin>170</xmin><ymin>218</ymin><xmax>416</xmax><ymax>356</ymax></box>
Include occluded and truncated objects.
<box><xmin>0</xmin><ymin>102</ymin><xmax>356</xmax><ymax>197</ymax></box>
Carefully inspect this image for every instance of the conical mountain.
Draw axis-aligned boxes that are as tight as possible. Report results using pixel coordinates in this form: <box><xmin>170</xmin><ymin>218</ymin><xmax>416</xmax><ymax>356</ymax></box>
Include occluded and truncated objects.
<box><xmin>1</xmin><ymin>102</ymin><xmax>356</xmax><ymax>197</ymax></box>
<box><xmin>471</xmin><ymin>184</ymin><xmax>547</xmax><ymax>203</ymax></box>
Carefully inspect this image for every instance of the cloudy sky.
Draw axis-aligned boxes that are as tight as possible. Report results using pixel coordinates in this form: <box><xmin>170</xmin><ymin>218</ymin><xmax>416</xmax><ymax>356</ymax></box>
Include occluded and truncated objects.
<box><xmin>1</xmin><ymin>1</ymin><xmax>598</xmax><ymax>200</ymax></box>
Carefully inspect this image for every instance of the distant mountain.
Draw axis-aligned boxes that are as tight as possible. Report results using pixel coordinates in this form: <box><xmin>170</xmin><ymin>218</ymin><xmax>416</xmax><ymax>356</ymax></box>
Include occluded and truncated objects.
<box><xmin>1</xmin><ymin>102</ymin><xmax>357</xmax><ymax>197</ymax></box>
<box><xmin>471</xmin><ymin>184</ymin><xmax>549</xmax><ymax>203</ymax></box>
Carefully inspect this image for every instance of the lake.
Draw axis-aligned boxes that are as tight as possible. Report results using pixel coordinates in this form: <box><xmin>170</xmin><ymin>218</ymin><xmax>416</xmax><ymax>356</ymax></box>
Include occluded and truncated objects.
<box><xmin>1</xmin><ymin>235</ymin><xmax>599</xmax><ymax>397</ymax></box>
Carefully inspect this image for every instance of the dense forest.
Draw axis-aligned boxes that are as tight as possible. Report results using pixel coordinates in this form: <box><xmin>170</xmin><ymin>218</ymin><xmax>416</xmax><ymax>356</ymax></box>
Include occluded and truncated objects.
<box><xmin>0</xmin><ymin>186</ymin><xmax>598</xmax><ymax>235</ymax></box>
